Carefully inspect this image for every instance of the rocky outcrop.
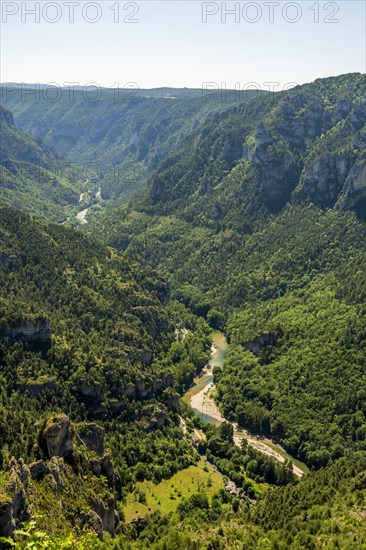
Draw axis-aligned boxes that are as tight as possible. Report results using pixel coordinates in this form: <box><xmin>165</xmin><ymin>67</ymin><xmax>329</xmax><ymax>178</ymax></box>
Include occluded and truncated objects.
<box><xmin>253</xmin><ymin>122</ymin><xmax>273</xmax><ymax>153</ymax></box>
<box><xmin>17</xmin><ymin>376</ymin><xmax>57</xmax><ymax>396</ymax></box>
<box><xmin>77</xmin><ymin>423</ymin><xmax>105</xmax><ymax>457</ymax></box>
<box><xmin>336</xmin><ymin>157</ymin><xmax>366</xmax><ymax>220</ymax></box>
<box><xmin>244</xmin><ymin>331</ymin><xmax>280</xmax><ymax>357</ymax></box>
<box><xmin>117</xmin><ymin>371</ymin><xmax>174</xmax><ymax>401</ymax></box>
<box><xmin>95</xmin><ymin>371</ymin><xmax>175</xmax><ymax>416</ymax></box>
<box><xmin>77</xmin><ymin>380</ymin><xmax>104</xmax><ymax>404</ymax></box>
<box><xmin>1</xmin><ymin>317</ymin><xmax>51</xmax><ymax>344</ymax></box>
<box><xmin>245</xmin><ymin>93</ymin><xmax>365</xmax><ymax>216</ymax></box>
<box><xmin>2</xmin><ymin>416</ymin><xmax>119</xmax><ymax>539</ymax></box>
<box><xmin>80</xmin><ymin>510</ymin><xmax>104</xmax><ymax>538</ymax></box>
<box><xmin>100</xmin><ymin>455</ymin><xmax>114</xmax><ymax>482</ymax></box>
<box><xmin>349</xmin><ymin>102</ymin><xmax>366</xmax><ymax>130</ymax></box>
<box><xmin>252</xmin><ymin>123</ymin><xmax>300</xmax><ymax>211</ymax></box>
<box><xmin>335</xmin><ymin>99</ymin><xmax>352</xmax><ymax>123</ymax></box>
<box><xmin>139</xmin><ymin>404</ymin><xmax>167</xmax><ymax>431</ymax></box>
<box><xmin>93</xmin><ymin>496</ymin><xmax>117</xmax><ymax>536</ymax></box>
<box><xmin>352</xmin><ymin>130</ymin><xmax>366</xmax><ymax>150</ymax></box>
<box><xmin>221</xmin><ymin>131</ymin><xmax>244</xmax><ymax>164</ymax></box>
<box><xmin>0</xmin><ymin>460</ymin><xmax>30</xmax><ymax>537</ymax></box>
<box><xmin>28</xmin><ymin>459</ymin><xmax>51</xmax><ymax>480</ymax></box>
<box><xmin>40</xmin><ymin>414</ymin><xmax>74</xmax><ymax>459</ymax></box>
<box><xmin>28</xmin><ymin>452</ymin><xmax>116</xmax><ymax>536</ymax></box>
<box><xmin>276</xmin><ymin>93</ymin><xmax>323</xmax><ymax>147</ymax></box>
<box><xmin>165</xmin><ymin>389</ymin><xmax>180</xmax><ymax>412</ymax></box>
<box><xmin>296</xmin><ymin>154</ymin><xmax>352</xmax><ymax>208</ymax></box>
<box><xmin>29</xmin><ymin>456</ymin><xmax>65</xmax><ymax>498</ymax></box>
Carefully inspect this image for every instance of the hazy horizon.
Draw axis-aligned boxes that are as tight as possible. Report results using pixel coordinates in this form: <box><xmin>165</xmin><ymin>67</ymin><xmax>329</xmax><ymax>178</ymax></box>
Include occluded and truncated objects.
<box><xmin>1</xmin><ymin>1</ymin><xmax>365</xmax><ymax>90</ymax></box>
<box><xmin>0</xmin><ymin>70</ymin><xmax>363</xmax><ymax>89</ymax></box>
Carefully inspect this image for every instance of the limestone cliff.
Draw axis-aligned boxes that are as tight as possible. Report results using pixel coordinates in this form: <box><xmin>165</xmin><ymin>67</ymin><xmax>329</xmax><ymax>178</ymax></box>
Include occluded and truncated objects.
<box><xmin>0</xmin><ymin>415</ymin><xmax>119</xmax><ymax>539</ymax></box>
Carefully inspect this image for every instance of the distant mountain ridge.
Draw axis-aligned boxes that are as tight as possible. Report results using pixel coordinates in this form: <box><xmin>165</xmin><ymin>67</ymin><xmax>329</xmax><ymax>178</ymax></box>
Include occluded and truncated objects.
<box><xmin>0</xmin><ymin>84</ymin><xmax>262</xmax><ymax>203</ymax></box>
<box><xmin>138</xmin><ymin>72</ymin><xmax>366</xmax><ymax>221</ymax></box>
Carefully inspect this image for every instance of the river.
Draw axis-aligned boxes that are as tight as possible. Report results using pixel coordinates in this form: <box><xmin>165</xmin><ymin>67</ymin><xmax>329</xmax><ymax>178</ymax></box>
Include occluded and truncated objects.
<box><xmin>76</xmin><ymin>207</ymin><xmax>89</xmax><ymax>225</ymax></box>
<box><xmin>76</xmin><ymin>185</ymin><xmax>102</xmax><ymax>225</ymax></box>
<box><xmin>183</xmin><ymin>331</ymin><xmax>308</xmax><ymax>477</ymax></box>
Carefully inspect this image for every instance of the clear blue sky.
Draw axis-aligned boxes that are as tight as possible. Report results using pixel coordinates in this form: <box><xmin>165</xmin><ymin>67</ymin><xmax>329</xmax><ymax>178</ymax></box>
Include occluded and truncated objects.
<box><xmin>1</xmin><ymin>1</ymin><xmax>365</xmax><ymax>88</ymax></box>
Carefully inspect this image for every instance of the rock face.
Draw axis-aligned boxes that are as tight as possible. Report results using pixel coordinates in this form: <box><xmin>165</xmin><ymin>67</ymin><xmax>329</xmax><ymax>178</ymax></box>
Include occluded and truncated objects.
<box><xmin>17</xmin><ymin>377</ymin><xmax>57</xmax><ymax>396</ymax></box>
<box><xmin>336</xmin><ymin>157</ymin><xmax>366</xmax><ymax>220</ymax></box>
<box><xmin>1</xmin><ymin>416</ymin><xmax>119</xmax><ymax>539</ymax></box>
<box><xmin>276</xmin><ymin>93</ymin><xmax>323</xmax><ymax>147</ymax></box>
<box><xmin>29</xmin><ymin>457</ymin><xmax>66</xmax><ymax>497</ymax></box>
<box><xmin>252</xmin><ymin>122</ymin><xmax>299</xmax><ymax>211</ymax></box>
<box><xmin>40</xmin><ymin>414</ymin><xmax>74</xmax><ymax>459</ymax></box>
<box><xmin>296</xmin><ymin>154</ymin><xmax>352</xmax><ymax>208</ymax></box>
<box><xmin>353</xmin><ymin>130</ymin><xmax>366</xmax><ymax>150</ymax></box>
<box><xmin>77</xmin><ymin>380</ymin><xmax>104</xmax><ymax>404</ymax></box>
<box><xmin>115</xmin><ymin>371</ymin><xmax>175</xmax><ymax>402</ymax></box>
<box><xmin>0</xmin><ymin>461</ymin><xmax>30</xmax><ymax>537</ymax></box>
<box><xmin>244</xmin><ymin>331</ymin><xmax>280</xmax><ymax>357</ymax></box>
<box><xmin>100</xmin><ymin>455</ymin><xmax>114</xmax><ymax>482</ymax></box>
<box><xmin>94</xmin><ymin>496</ymin><xmax>117</xmax><ymax>535</ymax></box>
<box><xmin>28</xmin><ymin>460</ymin><xmax>51</xmax><ymax>480</ymax></box>
<box><xmin>166</xmin><ymin>390</ymin><xmax>180</xmax><ymax>412</ymax></box>
<box><xmin>350</xmin><ymin>102</ymin><xmax>366</xmax><ymax>130</ymax></box>
<box><xmin>27</xmin><ymin>453</ymin><xmax>117</xmax><ymax>536</ymax></box>
<box><xmin>139</xmin><ymin>404</ymin><xmax>167</xmax><ymax>431</ymax></box>
<box><xmin>78</xmin><ymin>423</ymin><xmax>105</xmax><ymax>457</ymax></box>
<box><xmin>1</xmin><ymin>317</ymin><xmax>52</xmax><ymax>344</ymax></box>
<box><xmin>254</xmin><ymin>122</ymin><xmax>273</xmax><ymax>152</ymax></box>
<box><xmin>240</xmin><ymin>91</ymin><xmax>366</xmax><ymax>219</ymax></box>
<box><xmin>221</xmin><ymin>131</ymin><xmax>244</xmax><ymax>164</ymax></box>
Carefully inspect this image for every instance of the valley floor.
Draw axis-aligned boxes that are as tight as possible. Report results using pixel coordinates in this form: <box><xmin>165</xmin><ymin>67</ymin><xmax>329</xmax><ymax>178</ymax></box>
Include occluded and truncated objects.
<box><xmin>184</xmin><ymin>332</ymin><xmax>308</xmax><ymax>477</ymax></box>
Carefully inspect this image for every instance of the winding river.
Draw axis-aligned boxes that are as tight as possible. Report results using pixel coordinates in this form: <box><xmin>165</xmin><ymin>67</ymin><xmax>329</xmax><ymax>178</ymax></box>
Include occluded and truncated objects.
<box><xmin>76</xmin><ymin>185</ymin><xmax>102</xmax><ymax>225</ymax></box>
<box><xmin>183</xmin><ymin>331</ymin><xmax>308</xmax><ymax>477</ymax></box>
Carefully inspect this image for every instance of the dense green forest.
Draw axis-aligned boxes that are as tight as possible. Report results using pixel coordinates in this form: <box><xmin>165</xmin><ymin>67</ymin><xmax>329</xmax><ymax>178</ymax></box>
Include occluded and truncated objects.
<box><xmin>3</xmin><ymin>452</ymin><xmax>366</xmax><ymax>549</ymax></box>
<box><xmin>126</xmin><ymin>454</ymin><xmax>366</xmax><ymax>549</ymax></box>
<box><xmin>1</xmin><ymin>85</ymin><xmax>257</xmax><ymax>204</ymax></box>
<box><xmin>0</xmin><ymin>105</ymin><xmax>86</xmax><ymax>222</ymax></box>
<box><xmin>0</xmin><ymin>205</ymin><xmax>294</xmax><ymax>545</ymax></box>
<box><xmin>88</xmin><ymin>73</ymin><xmax>366</xmax><ymax>469</ymax></box>
<box><xmin>216</xmin><ymin>270</ymin><xmax>366</xmax><ymax>467</ymax></box>
<box><xmin>0</xmin><ymin>204</ymin><xmax>212</xmax><ymax>468</ymax></box>
<box><xmin>0</xmin><ymin>73</ymin><xmax>366</xmax><ymax>547</ymax></box>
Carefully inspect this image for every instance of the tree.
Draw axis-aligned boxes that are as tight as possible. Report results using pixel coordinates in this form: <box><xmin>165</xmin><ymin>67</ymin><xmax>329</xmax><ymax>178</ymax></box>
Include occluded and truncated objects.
<box><xmin>219</xmin><ymin>422</ymin><xmax>234</xmax><ymax>444</ymax></box>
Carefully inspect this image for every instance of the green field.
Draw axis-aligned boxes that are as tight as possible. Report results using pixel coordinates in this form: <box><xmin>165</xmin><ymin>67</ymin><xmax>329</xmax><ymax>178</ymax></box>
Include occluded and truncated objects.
<box><xmin>124</xmin><ymin>460</ymin><xmax>224</xmax><ymax>523</ymax></box>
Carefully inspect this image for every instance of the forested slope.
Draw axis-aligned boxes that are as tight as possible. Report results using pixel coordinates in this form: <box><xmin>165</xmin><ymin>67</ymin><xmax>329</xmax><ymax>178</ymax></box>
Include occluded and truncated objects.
<box><xmin>90</xmin><ymin>73</ymin><xmax>366</xmax><ymax>469</ymax></box>
<box><xmin>0</xmin><ymin>73</ymin><xmax>365</xmax><ymax>547</ymax></box>
<box><xmin>0</xmin><ymin>205</ymin><xmax>295</xmax><ymax>544</ymax></box>
<box><xmin>0</xmin><ymin>204</ymin><xmax>212</xmax><ymax>537</ymax></box>
<box><xmin>0</xmin><ymin>106</ymin><xmax>84</xmax><ymax>222</ymax></box>
<box><xmin>130</xmin><ymin>454</ymin><xmax>366</xmax><ymax>549</ymax></box>
<box><xmin>1</xmin><ymin>86</ymin><xmax>257</xmax><ymax>203</ymax></box>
